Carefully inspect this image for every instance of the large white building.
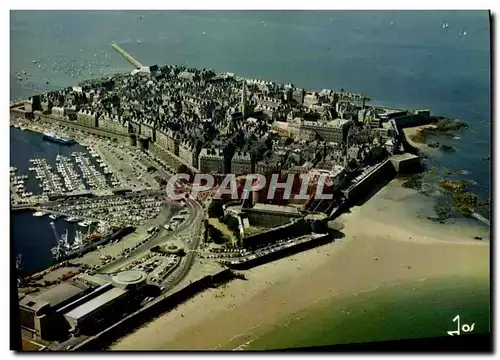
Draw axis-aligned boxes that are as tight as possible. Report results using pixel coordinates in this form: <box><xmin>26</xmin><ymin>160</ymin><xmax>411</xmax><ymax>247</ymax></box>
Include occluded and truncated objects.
<box><xmin>300</xmin><ymin>119</ymin><xmax>353</xmax><ymax>144</ymax></box>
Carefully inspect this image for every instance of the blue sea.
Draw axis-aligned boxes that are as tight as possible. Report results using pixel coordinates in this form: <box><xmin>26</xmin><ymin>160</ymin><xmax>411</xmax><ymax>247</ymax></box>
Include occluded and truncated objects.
<box><xmin>10</xmin><ymin>11</ymin><xmax>490</xmax><ymax>267</ymax></box>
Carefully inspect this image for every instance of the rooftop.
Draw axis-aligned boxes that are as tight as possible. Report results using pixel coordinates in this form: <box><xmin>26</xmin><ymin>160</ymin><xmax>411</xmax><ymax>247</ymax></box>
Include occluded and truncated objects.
<box><xmin>112</xmin><ymin>270</ymin><xmax>147</xmax><ymax>286</ymax></box>
<box><xmin>20</xmin><ymin>282</ymin><xmax>88</xmax><ymax>313</ymax></box>
<box><xmin>64</xmin><ymin>287</ymin><xmax>127</xmax><ymax>321</ymax></box>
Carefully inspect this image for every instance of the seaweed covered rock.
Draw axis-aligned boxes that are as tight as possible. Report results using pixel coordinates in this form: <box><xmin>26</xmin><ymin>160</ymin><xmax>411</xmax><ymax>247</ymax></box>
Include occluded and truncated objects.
<box><xmin>432</xmin><ymin>117</ymin><xmax>469</xmax><ymax>131</ymax></box>
<box><xmin>402</xmin><ymin>174</ymin><xmax>423</xmax><ymax>191</ymax></box>
<box><xmin>440</xmin><ymin>144</ymin><xmax>456</xmax><ymax>153</ymax></box>
<box><xmin>438</xmin><ymin>179</ymin><xmax>489</xmax><ymax>216</ymax></box>
<box><xmin>438</xmin><ymin>179</ymin><xmax>468</xmax><ymax>192</ymax></box>
<box><xmin>410</xmin><ymin>118</ymin><xmax>469</xmax><ymax>144</ymax></box>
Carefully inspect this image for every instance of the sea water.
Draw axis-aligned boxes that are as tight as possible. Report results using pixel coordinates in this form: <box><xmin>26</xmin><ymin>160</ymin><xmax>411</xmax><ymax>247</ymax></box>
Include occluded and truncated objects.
<box><xmin>10</xmin><ymin>10</ymin><xmax>490</xmax><ymax>202</ymax></box>
<box><xmin>245</xmin><ymin>276</ymin><xmax>490</xmax><ymax>350</ymax></box>
<box><xmin>10</xmin><ymin>127</ymin><xmax>103</xmax><ymax>275</ymax></box>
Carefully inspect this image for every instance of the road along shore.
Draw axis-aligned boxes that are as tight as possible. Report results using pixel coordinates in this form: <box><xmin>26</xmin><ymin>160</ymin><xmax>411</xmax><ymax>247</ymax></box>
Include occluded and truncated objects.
<box><xmin>110</xmin><ymin>179</ymin><xmax>489</xmax><ymax>350</ymax></box>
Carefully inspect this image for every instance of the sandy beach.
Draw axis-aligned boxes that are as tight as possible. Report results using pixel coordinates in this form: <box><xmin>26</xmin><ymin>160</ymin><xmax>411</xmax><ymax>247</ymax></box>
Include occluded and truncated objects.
<box><xmin>110</xmin><ymin>180</ymin><xmax>490</xmax><ymax>350</ymax></box>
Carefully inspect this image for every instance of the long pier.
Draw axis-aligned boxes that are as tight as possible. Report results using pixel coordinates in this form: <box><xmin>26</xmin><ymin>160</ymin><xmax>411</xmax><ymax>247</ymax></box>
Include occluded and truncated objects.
<box><xmin>472</xmin><ymin>212</ymin><xmax>490</xmax><ymax>227</ymax></box>
<box><xmin>10</xmin><ymin>100</ymin><xmax>26</xmax><ymax>109</ymax></box>
<box><xmin>111</xmin><ymin>43</ymin><xmax>143</xmax><ymax>69</ymax></box>
<box><xmin>11</xmin><ymin>204</ymin><xmax>40</xmax><ymax>212</ymax></box>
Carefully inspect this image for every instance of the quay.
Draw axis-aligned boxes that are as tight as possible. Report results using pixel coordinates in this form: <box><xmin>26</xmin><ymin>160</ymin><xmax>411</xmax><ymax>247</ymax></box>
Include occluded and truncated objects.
<box><xmin>34</xmin><ymin>209</ymin><xmax>104</xmax><ymax>224</ymax></box>
<box><xmin>11</xmin><ymin>204</ymin><xmax>40</xmax><ymax>212</ymax></box>
<box><xmin>10</xmin><ymin>100</ymin><xmax>26</xmax><ymax>109</ymax></box>
<box><xmin>111</xmin><ymin>43</ymin><xmax>143</xmax><ymax>69</ymax></box>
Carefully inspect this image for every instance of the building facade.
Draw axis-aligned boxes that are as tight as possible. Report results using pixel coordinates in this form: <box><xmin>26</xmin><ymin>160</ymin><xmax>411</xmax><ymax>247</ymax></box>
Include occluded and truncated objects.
<box><xmin>300</xmin><ymin>119</ymin><xmax>353</xmax><ymax>144</ymax></box>
<box><xmin>76</xmin><ymin>110</ymin><xmax>97</xmax><ymax>128</ymax></box>
<box><xmin>98</xmin><ymin>115</ymin><xmax>129</xmax><ymax>136</ymax></box>
<box><xmin>198</xmin><ymin>148</ymin><xmax>225</xmax><ymax>174</ymax></box>
<box><xmin>179</xmin><ymin>141</ymin><xmax>199</xmax><ymax>169</ymax></box>
<box><xmin>231</xmin><ymin>152</ymin><xmax>252</xmax><ymax>175</ymax></box>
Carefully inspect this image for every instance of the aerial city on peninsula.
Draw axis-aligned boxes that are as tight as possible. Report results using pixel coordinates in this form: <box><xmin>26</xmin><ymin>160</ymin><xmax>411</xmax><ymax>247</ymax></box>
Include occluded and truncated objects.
<box><xmin>11</xmin><ymin>15</ymin><xmax>490</xmax><ymax>351</ymax></box>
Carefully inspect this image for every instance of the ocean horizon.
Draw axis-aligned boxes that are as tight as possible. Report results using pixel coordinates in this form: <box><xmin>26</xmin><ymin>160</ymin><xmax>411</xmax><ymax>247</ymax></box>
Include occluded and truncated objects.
<box><xmin>11</xmin><ymin>10</ymin><xmax>490</xmax><ymax>200</ymax></box>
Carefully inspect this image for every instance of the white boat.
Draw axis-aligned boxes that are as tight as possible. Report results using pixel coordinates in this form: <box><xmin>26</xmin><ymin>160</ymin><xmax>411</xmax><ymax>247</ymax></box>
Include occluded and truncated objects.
<box><xmin>33</xmin><ymin>211</ymin><xmax>46</xmax><ymax>217</ymax></box>
<box><xmin>49</xmin><ymin>214</ymin><xmax>58</xmax><ymax>220</ymax></box>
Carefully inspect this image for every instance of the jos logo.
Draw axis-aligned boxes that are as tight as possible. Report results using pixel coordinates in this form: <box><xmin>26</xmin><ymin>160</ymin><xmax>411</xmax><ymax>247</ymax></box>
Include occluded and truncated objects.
<box><xmin>447</xmin><ymin>314</ymin><xmax>475</xmax><ymax>336</ymax></box>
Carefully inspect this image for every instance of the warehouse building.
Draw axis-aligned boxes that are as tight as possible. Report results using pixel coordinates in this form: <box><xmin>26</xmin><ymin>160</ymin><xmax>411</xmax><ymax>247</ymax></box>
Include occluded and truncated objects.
<box><xmin>62</xmin><ymin>284</ymin><xmax>129</xmax><ymax>335</ymax></box>
<box><xmin>18</xmin><ymin>270</ymin><xmax>148</xmax><ymax>340</ymax></box>
<box><xmin>19</xmin><ymin>282</ymin><xmax>89</xmax><ymax>340</ymax></box>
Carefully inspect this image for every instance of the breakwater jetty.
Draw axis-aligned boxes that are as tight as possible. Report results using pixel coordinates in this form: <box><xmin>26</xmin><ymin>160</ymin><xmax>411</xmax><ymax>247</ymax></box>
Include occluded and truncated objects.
<box><xmin>472</xmin><ymin>212</ymin><xmax>490</xmax><ymax>227</ymax></box>
<box><xmin>111</xmin><ymin>43</ymin><xmax>143</xmax><ymax>69</ymax></box>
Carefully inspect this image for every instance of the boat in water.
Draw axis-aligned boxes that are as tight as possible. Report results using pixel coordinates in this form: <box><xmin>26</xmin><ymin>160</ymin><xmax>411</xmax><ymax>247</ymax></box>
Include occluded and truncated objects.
<box><xmin>33</xmin><ymin>211</ymin><xmax>47</xmax><ymax>217</ymax></box>
<box><xmin>51</xmin><ymin>222</ymin><xmax>134</xmax><ymax>261</ymax></box>
<box><xmin>78</xmin><ymin>220</ymin><xmax>91</xmax><ymax>227</ymax></box>
<box><xmin>43</xmin><ymin>130</ymin><xmax>76</xmax><ymax>145</ymax></box>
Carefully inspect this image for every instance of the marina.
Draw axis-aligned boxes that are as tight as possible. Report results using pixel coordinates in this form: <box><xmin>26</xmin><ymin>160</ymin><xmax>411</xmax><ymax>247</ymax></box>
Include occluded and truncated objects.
<box><xmin>10</xmin><ymin>167</ymin><xmax>34</xmax><ymax>199</ymax></box>
<box><xmin>29</xmin><ymin>157</ymin><xmax>65</xmax><ymax>196</ymax></box>
<box><xmin>41</xmin><ymin>192</ymin><xmax>165</xmax><ymax>227</ymax></box>
<box><xmin>9</xmin><ymin>128</ymin><xmax>127</xmax><ymax>205</ymax></box>
<box><xmin>56</xmin><ymin>154</ymin><xmax>86</xmax><ymax>192</ymax></box>
<box><xmin>10</xmin><ymin>124</ymin><xmax>168</xmax><ymax>275</ymax></box>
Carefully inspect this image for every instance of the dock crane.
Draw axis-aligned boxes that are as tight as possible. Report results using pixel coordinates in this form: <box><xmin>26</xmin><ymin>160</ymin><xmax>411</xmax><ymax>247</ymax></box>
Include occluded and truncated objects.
<box><xmin>50</xmin><ymin>221</ymin><xmax>68</xmax><ymax>262</ymax></box>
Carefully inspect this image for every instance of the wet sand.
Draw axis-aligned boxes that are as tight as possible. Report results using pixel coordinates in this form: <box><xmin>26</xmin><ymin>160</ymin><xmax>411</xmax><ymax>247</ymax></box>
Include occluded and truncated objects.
<box><xmin>110</xmin><ymin>180</ymin><xmax>489</xmax><ymax>350</ymax></box>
